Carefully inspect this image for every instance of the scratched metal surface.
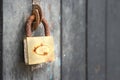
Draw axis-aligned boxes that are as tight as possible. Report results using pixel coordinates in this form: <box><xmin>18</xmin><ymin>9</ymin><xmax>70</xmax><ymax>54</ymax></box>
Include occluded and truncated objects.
<box><xmin>3</xmin><ymin>0</ymin><xmax>60</xmax><ymax>80</ymax></box>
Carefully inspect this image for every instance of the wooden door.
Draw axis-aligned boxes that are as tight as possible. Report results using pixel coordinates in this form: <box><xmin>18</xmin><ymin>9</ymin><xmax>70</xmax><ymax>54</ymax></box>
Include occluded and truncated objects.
<box><xmin>2</xmin><ymin>0</ymin><xmax>120</xmax><ymax>80</ymax></box>
<box><xmin>2</xmin><ymin>0</ymin><xmax>86</xmax><ymax>80</ymax></box>
<box><xmin>87</xmin><ymin>0</ymin><xmax>120</xmax><ymax>80</ymax></box>
<box><xmin>3</xmin><ymin>0</ymin><xmax>61</xmax><ymax>80</ymax></box>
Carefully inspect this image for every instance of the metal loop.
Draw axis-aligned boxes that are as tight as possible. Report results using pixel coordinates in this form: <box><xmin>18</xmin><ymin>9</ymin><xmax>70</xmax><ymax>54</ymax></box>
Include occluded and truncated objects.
<box><xmin>32</xmin><ymin>4</ymin><xmax>43</xmax><ymax>31</ymax></box>
<box><xmin>26</xmin><ymin>15</ymin><xmax>50</xmax><ymax>37</ymax></box>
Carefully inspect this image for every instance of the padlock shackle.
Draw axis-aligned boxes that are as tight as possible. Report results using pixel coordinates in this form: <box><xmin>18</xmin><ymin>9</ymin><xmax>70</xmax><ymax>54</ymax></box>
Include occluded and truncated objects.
<box><xmin>42</xmin><ymin>18</ymin><xmax>50</xmax><ymax>36</ymax></box>
<box><xmin>26</xmin><ymin>15</ymin><xmax>50</xmax><ymax>37</ymax></box>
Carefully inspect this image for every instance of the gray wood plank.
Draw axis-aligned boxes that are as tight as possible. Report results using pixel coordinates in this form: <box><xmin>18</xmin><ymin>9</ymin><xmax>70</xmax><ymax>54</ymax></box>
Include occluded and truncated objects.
<box><xmin>0</xmin><ymin>0</ymin><xmax>3</xmax><ymax>79</ymax></box>
<box><xmin>62</xmin><ymin>0</ymin><xmax>86</xmax><ymax>80</ymax></box>
<box><xmin>107</xmin><ymin>0</ymin><xmax>120</xmax><ymax>80</ymax></box>
<box><xmin>3</xmin><ymin>0</ymin><xmax>34</xmax><ymax>80</ymax></box>
<box><xmin>3</xmin><ymin>0</ymin><xmax>60</xmax><ymax>80</ymax></box>
<box><xmin>32</xmin><ymin>0</ymin><xmax>61</xmax><ymax>80</ymax></box>
<box><xmin>87</xmin><ymin>0</ymin><xmax>106</xmax><ymax>80</ymax></box>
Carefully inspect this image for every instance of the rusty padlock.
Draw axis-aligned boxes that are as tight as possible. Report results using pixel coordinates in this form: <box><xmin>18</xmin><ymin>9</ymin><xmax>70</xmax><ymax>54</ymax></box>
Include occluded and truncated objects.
<box><xmin>24</xmin><ymin>15</ymin><xmax>55</xmax><ymax>65</ymax></box>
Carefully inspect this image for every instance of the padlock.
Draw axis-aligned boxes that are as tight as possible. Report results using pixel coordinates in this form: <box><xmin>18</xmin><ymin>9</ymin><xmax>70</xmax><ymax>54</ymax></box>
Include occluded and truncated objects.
<box><xmin>24</xmin><ymin>15</ymin><xmax>55</xmax><ymax>65</ymax></box>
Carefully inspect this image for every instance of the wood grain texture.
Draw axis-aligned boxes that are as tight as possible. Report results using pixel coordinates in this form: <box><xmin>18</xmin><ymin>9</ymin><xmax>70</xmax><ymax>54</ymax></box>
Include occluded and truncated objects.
<box><xmin>3</xmin><ymin>0</ymin><xmax>32</xmax><ymax>80</ymax></box>
<box><xmin>3</xmin><ymin>0</ymin><xmax>60</xmax><ymax>80</ymax></box>
<box><xmin>3</xmin><ymin>0</ymin><xmax>31</xmax><ymax>80</ymax></box>
<box><xmin>61</xmin><ymin>0</ymin><xmax>86</xmax><ymax>80</ymax></box>
<box><xmin>107</xmin><ymin>0</ymin><xmax>120</xmax><ymax>80</ymax></box>
<box><xmin>87</xmin><ymin>0</ymin><xmax>106</xmax><ymax>80</ymax></box>
<box><xmin>0</xmin><ymin>0</ymin><xmax>3</xmax><ymax>79</ymax></box>
<box><xmin>32</xmin><ymin>0</ymin><xmax>60</xmax><ymax>80</ymax></box>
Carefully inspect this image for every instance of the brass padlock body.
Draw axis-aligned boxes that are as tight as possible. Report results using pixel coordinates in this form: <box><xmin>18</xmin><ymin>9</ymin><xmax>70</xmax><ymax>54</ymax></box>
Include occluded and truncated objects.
<box><xmin>24</xmin><ymin>36</ymin><xmax>55</xmax><ymax>65</ymax></box>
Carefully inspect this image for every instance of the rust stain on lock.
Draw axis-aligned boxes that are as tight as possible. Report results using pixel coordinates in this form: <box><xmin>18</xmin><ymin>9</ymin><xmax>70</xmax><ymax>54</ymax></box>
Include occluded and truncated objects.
<box><xmin>33</xmin><ymin>43</ymin><xmax>49</xmax><ymax>56</ymax></box>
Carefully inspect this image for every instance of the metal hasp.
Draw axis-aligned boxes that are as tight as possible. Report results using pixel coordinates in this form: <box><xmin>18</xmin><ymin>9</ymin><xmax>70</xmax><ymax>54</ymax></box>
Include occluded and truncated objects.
<box><xmin>31</xmin><ymin>4</ymin><xmax>43</xmax><ymax>31</ymax></box>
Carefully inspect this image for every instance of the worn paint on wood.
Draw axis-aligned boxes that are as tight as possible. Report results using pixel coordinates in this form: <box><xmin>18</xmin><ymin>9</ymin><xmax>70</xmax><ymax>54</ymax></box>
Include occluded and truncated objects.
<box><xmin>87</xmin><ymin>0</ymin><xmax>106</xmax><ymax>80</ymax></box>
<box><xmin>3</xmin><ymin>0</ymin><xmax>60</xmax><ymax>80</ymax></box>
<box><xmin>107</xmin><ymin>0</ymin><xmax>120</xmax><ymax>80</ymax></box>
<box><xmin>3</xmin><ymin>0</ymin><xmax>120</xmax><ymax>80</ymax></box>
<box><xmin>62</xmin><ymin>0</ymin><xmax>86</xmax><ymax>80</ymax></box>
<box><xmin>3</xmin><ymin>0</ymin><xmax>32</xmax><ymax>80</ymax></box>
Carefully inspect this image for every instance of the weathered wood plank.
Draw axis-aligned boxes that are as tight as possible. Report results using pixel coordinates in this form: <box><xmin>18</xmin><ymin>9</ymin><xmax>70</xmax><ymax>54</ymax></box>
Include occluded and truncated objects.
<box><xmin>3</xmin><ymin>0</ymin><xmax>33</xmax><ymax>80</ymax></box>
<box><xmin>87</xmin><ymin>0</ymin><xmax>106</xmax><ymax>80</ymax></box>
<box><xmin>0</xmin><ymin>0</ymin><xmax>3</xmax><ymax>80</ymax></box>
<box><xmin>29</xmin><ymin>0</ymin><xmax>61</xmax><ymax>80</ymax></box>
<box><xmin>62</xmin><ymin>0</ymin><xmax>86</xmax><ymax>80</ymax></box>
<box><xmin>3</xmin><ymin>0</ymin><xmax>60</xmax><ymax>80</ymax></box>
<box><xmin>107</xmin><ymin>0</ymin><xmax>120</xmax><ymax>80</ymax></box>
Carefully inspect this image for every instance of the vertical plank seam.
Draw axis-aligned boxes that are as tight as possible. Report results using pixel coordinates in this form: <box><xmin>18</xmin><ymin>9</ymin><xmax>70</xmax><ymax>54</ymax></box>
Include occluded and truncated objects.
<box><xmin>105</xmin><ymin>0</ymin><xmax>108</xmax><ymax>80</ymax></box>
<box><xmin>85</xmin><ymin>0</ymin><xmax>88</xmax><ymax>80</ymax></box>
<box><xmin>60</xmin><ymin>0</ymin><xmax>63</xmax><ymax>79</ymax></box>
<box><xmin>0</xmin><ymin>0</ymin><xmax>3</xmax><ymax>79</ymax></box>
